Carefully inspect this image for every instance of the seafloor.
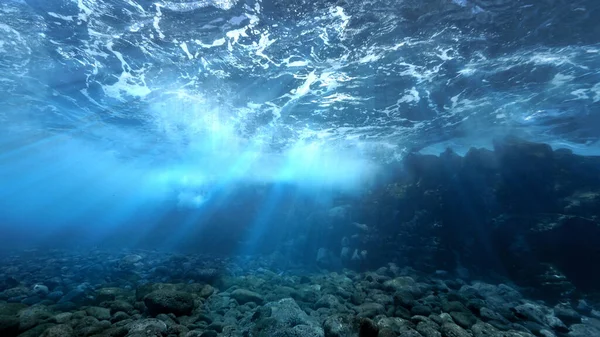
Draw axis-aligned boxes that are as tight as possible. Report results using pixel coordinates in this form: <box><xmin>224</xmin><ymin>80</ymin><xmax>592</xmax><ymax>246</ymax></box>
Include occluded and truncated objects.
<box><xmin>0</xmin><ymin>248</ymin><xmax>599</xmax><ymax>337</ymax></box>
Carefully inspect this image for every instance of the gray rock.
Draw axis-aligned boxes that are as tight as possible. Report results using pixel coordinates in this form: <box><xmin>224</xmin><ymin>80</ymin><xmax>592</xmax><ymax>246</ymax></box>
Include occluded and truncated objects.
<box><xmin>383</xmin><ymin>277</ymin><xmax>417</xmax><ymax>292</ymax></box>
<box><xmin>411</xmin><ymin>305</ymin><xmax>433</xmax><ymax>316</ymax></box>
<box><xmin>444</xmin><ymin>301</ymin><xmax>469</xmax><ymax>313</ymax></box>
<box><xmin>53</xmin><ymin>312</ymin><xmax>73</xmax><ymax>324</ymax></box>
<box><xmin>479</xmin><ymin>307</ymin><xmax>509</xmax><ymax>323</ymax></box>
<box><xmin>200</xmin><ymin>331</ymin><xmax>218</xmax><ymax>337</ymax></box>
<box><xmin>18</xmin><ymin>305</ymin><xmax>53</xmax><ymax>331</ymax></box>
<box><xmin>144</xmin><ymin>290</ymin><xmax>195</xmax><ymax>316</ymax></box>
<box><xmin>568</xmin><ymin>323</ymin><xmax>600</xmax><ymax>337</ymax></box>
<box><xmin>315</xmin><ymin>294</ymin><xmax>341</xmax><ymax>309</ymax></box>
<box><xmin>86</xmin><ymin>306</ymin><xmax>111</xmax><ymax>320</ymax></box>
<box><xmin>14</xmin><ymin>323</ymin><xmax>54</xmax><ymax>337</ymax></box>
<box><xmin>416</xmin><ymin>321</ymin><xmax>441</xmax><ymax>337</ymax></box>
<box><xmin>323</xmin><ymin>314</ymin><xmax>353</xmax><ymax>337</ymax></box>
<box><xmin>471</xmin><ymin>321</ymin><xmax>499</xmax><ymax>337</ymax></box>
<box><xmin>449</xmin><ymin>311</ymin><xmax>477</xmax><ymax>329</ymax></box>
<box><xmin>357</xmin><ymin>302</ymin><xmax>385</xmax><ymax>318</ymax></box>
<box><xmin>545</xmin><ymin>314</ymin><xmax>568</xmax><ymax>333</ymax></box>
<box><xmin>290</xmin><ymin>324</ymin><xmax>324</xmax><ymax>337</ymax></box>
<box><xmin>553</xmin><ymin>304</ymin><xmax>581</xmax><ymax>325</ymax></box>
<box><xmin>41</xmin><ymin>324</ymin><xmax>74</xmax><ymax>337</ymax></box>
<box><xmin>110</xmin><ymin>300</ymin><xmax>134</xmax><ymax>314</ymax></box>
<box><xmin>441</xmin><ymin>322</ymin><xmax>472</xmax><ymax>337</ymax></box>
<box><xmin>512</xmin><ymin>303</ymin><xmax>547</xmax><ymax>325</ymax></box>
<box><xmin>111</xmin><ymin>311</ymin><xmax>130</xmax><ymax>323</ymax></box>
<box><xmin>47</xmin><ymin>291</ymin><xmax>63</xmax><ymax>302</ymax></box>
<box><xmin>398</xmin><ymin>329</ymin><xmax>422</xmax><ymax>337</ymax></box>
<box><xmin>254</xmin><ymin>298</ymin><xmax>324</xmax><ymax>337</ymax></box>
<box><xmin>126</xmin><ymin>318</ymin><xmax>167</xmax><ymax>334</ymax></box>
<box><xmin>231</xmin><ymin>289</ymin><xmax>264</xmax><ymax>305</ymax></box>
<box><xmin>32</xmin><ymin>285</ymin><xmax>49</xmax><ymax>297</ymax></box>
<box><xmin>96</xmin><ymin>287</ymin><xmax>127</xmax><ymax>302</ymax></box>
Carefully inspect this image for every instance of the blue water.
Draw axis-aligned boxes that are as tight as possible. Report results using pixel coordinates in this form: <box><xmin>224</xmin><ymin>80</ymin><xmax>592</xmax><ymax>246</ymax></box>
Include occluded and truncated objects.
<box><xmin>0</xmin><ymin>0</ymin><xmax>599</xmax><ymax>249</ymax></box>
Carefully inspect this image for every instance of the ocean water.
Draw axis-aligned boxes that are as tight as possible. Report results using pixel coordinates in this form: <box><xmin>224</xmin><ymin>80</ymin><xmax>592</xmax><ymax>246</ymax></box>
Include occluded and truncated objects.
<box><xmin>1</xmin><ymin>0</ymin><xmax>600</xmax><ymax>336</ymax></box>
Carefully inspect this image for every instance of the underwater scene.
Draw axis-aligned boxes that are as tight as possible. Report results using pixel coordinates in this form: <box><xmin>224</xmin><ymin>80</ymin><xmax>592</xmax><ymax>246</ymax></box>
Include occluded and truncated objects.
<box><xmin>1</xmin><ymin>0</ymin><xmax>600</xmax><ymax>336</ymax></box>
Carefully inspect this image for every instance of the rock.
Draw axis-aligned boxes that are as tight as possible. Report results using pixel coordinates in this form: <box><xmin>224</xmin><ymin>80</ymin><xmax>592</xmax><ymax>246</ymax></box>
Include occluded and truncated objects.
<box><xmin>231</xmin><ymin>289</ymin><xmax>264</xmax><ymax>305</ymax></box>
<box><xmin>553</xmin><ymin>304</ymin><xmax>581</xmax><ymax>325</ymax></box>
<box><xmin>86</xmin><ymin>306</ymin><xmax>111</xmax><ymax>320</ymax></box>
<box><xmin>545</xmin><ymin>314</ymin><xmax>568</xmax><ymax>333</ymax></box>
<box><xmin>315</xmin><ymin>294</ymin><xmax>340</xmax><ymax>309</ymax></box>
<box><xmin>53</xmin><ymin>312</ymin><xmax>73</xmax><ymax>324</ymax></box>
<box><xmin>200</xmin><ymin>285</ymin><xmax>215</xmax><ymax>298</ymax></box>
<box><xmin>399</xmin><ymin>329</ymin><xmax>423</xmax><ymax>337</ymax></box>
<box><xmin>0</xmin><ymin>315</ymin><xmax>19</xmax><ymax>337</ymax></box>
<box><xmin>441</xmin><ymin>322</ymin><xmax>472</xmax><ymax>337</ymax></box>
<box><xmin>289</xmin><ymin>324</ymin><xmax>325</xmax><ymax>337</ymax></box>
<box><xmin>444</xmin><ymin>301</ymin><xmax>469</xmax><ymax>313</ymax></box>
<box><xmin>568</xmin><ymin>323</ymin><xmax>600</xmax><ymax>337</ymax></box>
<box><xmin>110</xmin><ymin>300</ymin><xmax>134</xmax><ymax>314</ymax></box>
<box><xmin>144</xmin><ymin>290</ymin><xmax>195</xmax><ymax>316</ymax></box>
<box><xmin>253</xmin><ymin>298</ymin><xmax>324</xmax><ymax>337</ymax></box>
<box><xmin>449</xmin><ymin>311</ymin><xmax>477</xmax><ymax>329</ymax></box>
<box><xmin>96</xmin><ymin>287</ymin><xmax>126</xmax><ymax>302</ymax></box>
<box><xmin>120</xmin><ymin>254</ymin><xmax>143</xmax><ymax>268</ymax></box>
<box><xmin>33</xmin><ymin>285</ymin><xmax>49</xmax><ymax>297</ymax></box>
<box><xmin>470</xmin><ymin>322</ymin><xmax>500</xmax><ymax>337</ymax></box>
<box><xmin>41</xmin><ymin>324</ymin><xmax>74</xmax><ymax>337</ymax></box>
<box><xmin>21</xmin><ymin>296</ymin><xmax>42</xmax><ymax>306</ymax></box>
<box><xmin>126</xmin><ymin>318</ymin><xmax>168</xmax><ymax>334</ymax></box>
<box><xmin>416</xmin><ymin>321</ymin><xmax>441</xmax><ymax>337</ymax></box>
<box><xmin>111</xmin><ymin>311</ymin><xmax>130</xmax><ymax>323</ymax></box>
<box><xmin>411</xmin><ymin>305</ymin><xmax>432</xmax><ymax>316</ymax></box>
<box><xmin>47</xmin><ymin>291</ymin><xmax>63</xmax><ymax>302</ymax></box>
<box><xmin>512</xmin><ymin>303</ymin><xmax>547</xmax><ymax>325</ymax></box>
<box><xmin>323</xmin><ymin>314</ymin><xmax>353</xmax><ymax>337</ymax></box>
<box><xmin>359</xmin><ymin>318</ymin><xmax>379</xmax><ymax>337</ymax></box>
<box><xmin>358</xmin><ymin>303</ymin><xmax>385</xmax><ymax>318</ymax></box>
<box><xmin>15</xmin><ymin>323</ymin><xmax>54</xmax><ymax>337</ymax></box>
<box><xmin>18</xmin><ymin>305</ymin><xmax>53</xmax><ymax>331</ymax></box>
<box><xmin>200</xmin><ymin>331</ymin><xmax>218</xmax><ymax>337</ymax></box>
<box><xmin>479</xmin><ymin>307</ymin><xmax>508</xmax><ymax>323</ymax></box>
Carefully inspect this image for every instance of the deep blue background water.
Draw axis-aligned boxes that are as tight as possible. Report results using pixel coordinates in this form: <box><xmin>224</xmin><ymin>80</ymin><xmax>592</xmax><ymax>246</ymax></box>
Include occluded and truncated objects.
<box><xmin>1</xmin><ymin>0</ymin><xmax>599</xmax><ymax>249</ymax></box>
